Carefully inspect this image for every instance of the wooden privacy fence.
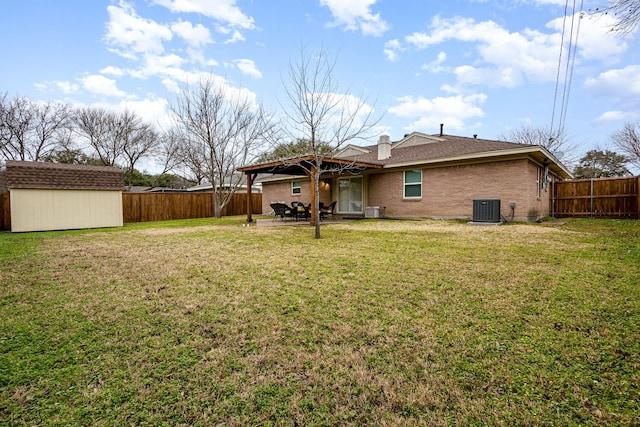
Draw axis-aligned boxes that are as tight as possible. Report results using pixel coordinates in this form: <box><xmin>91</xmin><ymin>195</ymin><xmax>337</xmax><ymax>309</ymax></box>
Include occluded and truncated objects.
<box><xmin>122</xmin><ymin>192</ymin><xmax>262</xmax><ymax>223</ymax></box>
<box><xmin>551</xmin><ymin>176</ymin><xmax>639</xmax><ymax>219</ymax></box>
<box><xmin>0</xmin><ymin>193</ymin><xmax>9</xmax><ymax>231</ymax></box>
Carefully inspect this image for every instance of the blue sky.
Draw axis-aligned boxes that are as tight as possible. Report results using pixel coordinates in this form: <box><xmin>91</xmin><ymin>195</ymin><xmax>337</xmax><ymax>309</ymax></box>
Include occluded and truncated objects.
<box><xmin>2</xmin><ymin>0</ymin><xmax>638</xmax><ymax>171</ymax></box>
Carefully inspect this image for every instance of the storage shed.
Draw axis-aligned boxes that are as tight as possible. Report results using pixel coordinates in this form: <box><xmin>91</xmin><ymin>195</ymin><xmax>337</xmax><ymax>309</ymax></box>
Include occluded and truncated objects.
<box><xmin>1</xmin><ymin>161</ymin><xmax>124</xmax><ymax>232</ymax></box>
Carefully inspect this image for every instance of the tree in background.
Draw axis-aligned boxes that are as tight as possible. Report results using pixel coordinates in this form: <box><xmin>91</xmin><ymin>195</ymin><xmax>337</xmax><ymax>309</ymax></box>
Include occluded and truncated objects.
<box><xmin>0</xmin><ymin>93</ymin><xmax>72</xmax><ymax>163</ymax></box>
<box><xmin>281</xmin><ymin>47</ymin><xmax>381</xmax><ymax>238</ymax></box>
<box><xmin>500</xmin><ymin>125</ymin><xmax>578</xmax><ymax>166</ymax></box>
<box><xmin>171</xmin><ymin>75</ymin><xmax>275</xmax><ymax>218</ymax></box>
<box><xmin>610</xmin><ymin>121</ymin><xmax>640</xmax><ymax>171</ymax></box>
<box><xmin>256</xmin><ymin>138</ymin><xmax>333</xmax><ymax>163</ymax></box>
<box><xmin>573</xmin><ymin>149</ymin><xmax>631</xmax><ymax>178</ymax></box>
<box><xmin>593</xmin><ymin>0</ymin><xmax>640</xmax><ymax>34</ymax></box>
<box><xmin>74</xmin><ymin>107</ymin><xmax>122</xmax><ymax>167</ymax></box>
<box><xmin>118</xmin><ymin>110</ymin><xmax>158</xmax><ymax>190</ymax></box>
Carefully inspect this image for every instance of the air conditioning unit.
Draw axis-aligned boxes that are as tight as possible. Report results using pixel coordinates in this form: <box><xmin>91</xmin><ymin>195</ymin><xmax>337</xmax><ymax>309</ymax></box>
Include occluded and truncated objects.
<box><xmin>473</xmin><ymin>199</ymin><xmax>501</xmax><ymax>223</ymax></box>
<box><xmin>365</xmin><ymin>206</ymin><xmax>385</xmax><ymax>218</ymax></box>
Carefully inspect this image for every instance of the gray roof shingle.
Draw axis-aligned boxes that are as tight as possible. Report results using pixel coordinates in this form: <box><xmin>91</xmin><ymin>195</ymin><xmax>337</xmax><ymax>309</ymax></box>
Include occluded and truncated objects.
<box><xmin>3</xmin><ymin>161</ymin><xmax>124</xmax><ymax>191</ymax></box>
<box><xmin>340</xmin><ymin>134</ymin><xmax>530</xmax><ymax>165</ymax></box>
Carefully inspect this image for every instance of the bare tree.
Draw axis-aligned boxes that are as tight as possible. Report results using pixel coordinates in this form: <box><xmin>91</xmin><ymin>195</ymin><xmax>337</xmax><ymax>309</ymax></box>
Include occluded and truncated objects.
<box><xmin>74</xmin><ymin>107</ymin><xmax>122</xmax><ymax>166</ymax></box>
<box><xmin>500</xmin><ymin>124</ymin><xmax>578</xmax><ymax>166</ymax></box>
<box><xmin>117</xmin><ymin>110</ymin><xmax>159</xmax><ymax>190</ymax></box>
<box><xmin>282</xmin><ymin>47</ymin><xmax>381</xmax><ymax>238</ymax></box>
<box><xmin>0</xmin><ymin>94</ymin><xmax>34</xmax><ymax>162</ymax></box>
<box><xmin>593</xmin><ymin>0</ymin><xmax>640</xmax><ymax>34</ymax></box>
<box><xmin>611</xmin><ymin>121</ymin><xmax>640</xmax><ymax>171</ymax></box>
<box><xmin>171</xmin><ymin>75</ymin><xmax>274</xmax><ymax>218</ymax></box>
<box><xmin>0</xmin><ymin>93</ymin><xmax>72</xmax><ymax>163</ymax></box>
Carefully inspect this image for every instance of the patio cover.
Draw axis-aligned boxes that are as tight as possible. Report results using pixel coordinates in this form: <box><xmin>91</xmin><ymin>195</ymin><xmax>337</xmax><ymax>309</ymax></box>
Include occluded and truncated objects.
<box><xmin>237</xmin><ymin>155</ymin><xmax>383</xmax><ymax>223</ymax></box>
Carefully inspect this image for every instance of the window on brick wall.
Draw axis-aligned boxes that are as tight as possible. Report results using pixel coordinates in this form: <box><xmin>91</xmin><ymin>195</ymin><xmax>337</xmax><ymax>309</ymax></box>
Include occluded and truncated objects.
<box><xmin>292</xmin><ymin>181</ymin><xmax>301</xmax><ymax>195</ymax></box>
<box><xmin>404</xmin><ymin>170</ymin><xmax>422</xmax><ymax>198</ymax></box>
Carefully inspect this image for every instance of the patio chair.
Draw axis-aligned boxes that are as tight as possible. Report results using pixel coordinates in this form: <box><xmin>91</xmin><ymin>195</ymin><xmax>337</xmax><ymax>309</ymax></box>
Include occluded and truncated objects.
<box><xmin>270</xmin><ymin>202</ymin><xmax>293</xmax><ymax>221</ymax></box>
<box><xmin>320</xmin><ymin>201</ymin><xmax>337</xmax><ymax>221</ymax></box>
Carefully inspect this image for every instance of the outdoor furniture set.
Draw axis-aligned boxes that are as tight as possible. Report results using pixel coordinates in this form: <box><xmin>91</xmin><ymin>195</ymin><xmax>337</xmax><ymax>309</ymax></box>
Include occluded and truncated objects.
<box><xmin>269</xmin><ymin>201</ymin><xmax>336</xmax><ymax>222</ymax></box>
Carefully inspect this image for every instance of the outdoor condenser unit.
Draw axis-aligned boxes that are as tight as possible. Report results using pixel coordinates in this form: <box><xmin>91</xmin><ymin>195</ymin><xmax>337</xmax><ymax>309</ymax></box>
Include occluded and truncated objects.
<box><xmin>473</xmin><ymin>199</ymin><xmax>501</xmax><ymax>223</ymax></box>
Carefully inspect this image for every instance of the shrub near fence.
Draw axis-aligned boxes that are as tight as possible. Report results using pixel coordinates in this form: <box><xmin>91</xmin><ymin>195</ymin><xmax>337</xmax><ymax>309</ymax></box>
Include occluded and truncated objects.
<box><xmin>551</xmin><ymin>176</ymin><xmax>639</xmax><ymax>219</ymax></box>
<box><xmin>122</xmin><ymin>192</ymin><xmax>262</xmax><ymax>223</ymax></box>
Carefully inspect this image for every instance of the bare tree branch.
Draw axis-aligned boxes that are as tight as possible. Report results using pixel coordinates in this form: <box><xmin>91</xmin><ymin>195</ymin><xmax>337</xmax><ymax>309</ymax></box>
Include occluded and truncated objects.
<box><xmin>611</xmin><ymin>121</ymin><xmax>640</xmax><ymax>170</ymax></box>
<box><xmin>281</xmin><ymin>47</ymin><xmax>382</xmax><ymax>238</ymax></box>
<box><xmin>592</xmin><ymin>0</ymin><xmax>640</xmax><ymax>35</ymax></box>
<box><xmin>171</xmin><ymin>74</ymin><xmax>275</xmax><ymax>218</ymax></box>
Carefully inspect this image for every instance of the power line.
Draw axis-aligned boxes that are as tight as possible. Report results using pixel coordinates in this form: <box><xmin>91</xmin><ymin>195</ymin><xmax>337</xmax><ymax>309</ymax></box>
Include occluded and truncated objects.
<box><xmin>550</xmin><ymin>0</ymin><xmax>585</xmax><ymax>141</ymax></box>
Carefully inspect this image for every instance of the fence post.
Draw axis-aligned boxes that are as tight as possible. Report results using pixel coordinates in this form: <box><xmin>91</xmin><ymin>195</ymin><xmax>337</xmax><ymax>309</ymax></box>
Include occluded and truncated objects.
<box><xmin>590</xmin><ymin>179</ymin><xmax>594</xmax><ymax>218</ymax></box>
<box><xmin>637</xmin><ymin>176</ymin><xmax>640</xmax><ymax>219</ymax></box>
<box><xmin>551</xmin><ymin>180</ymin><xmax>555</xmax><ymax>218</ymax></box>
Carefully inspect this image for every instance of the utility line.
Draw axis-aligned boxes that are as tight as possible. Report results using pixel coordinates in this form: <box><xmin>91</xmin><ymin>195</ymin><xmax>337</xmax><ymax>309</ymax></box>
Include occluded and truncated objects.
<box><xmin>550</xmin><ymin>0</ymin><xmax>570</xmax><ymax>136</ymax></box>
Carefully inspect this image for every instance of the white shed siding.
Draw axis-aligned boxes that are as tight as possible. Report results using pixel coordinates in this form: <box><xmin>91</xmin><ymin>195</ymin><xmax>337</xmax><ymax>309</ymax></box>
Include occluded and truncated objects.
<box><xmin>10</xmin><ymin>189</ymin><xmax>123</xmax><ymax>232</ymax></box>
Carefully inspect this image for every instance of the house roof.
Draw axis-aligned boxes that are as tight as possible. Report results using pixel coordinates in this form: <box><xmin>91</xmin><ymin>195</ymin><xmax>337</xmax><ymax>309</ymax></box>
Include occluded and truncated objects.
<box><xmin>337</xmin><ymin>133</ymin><xmax>573</xmax><ymax>179</ymax></box>
<box><xmin>238</xmin><ymin>132</ymin><xmax>573</xmax><ymax>180</ymax></box>
<box><xmin>2</xmin><ymin>160</ymin><xmax>124</xmax><ymax>191</ymax></box>
<box><xmin>236</xmin><ymin>154</ymin><xmax>383</xmax><ymax>176</ymax></box>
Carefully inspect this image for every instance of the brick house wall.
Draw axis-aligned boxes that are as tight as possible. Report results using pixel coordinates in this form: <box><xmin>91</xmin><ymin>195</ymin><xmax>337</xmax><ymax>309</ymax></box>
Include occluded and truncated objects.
<box><xmin>261</xmin><ymin>158</ymin><xmax>558</xmax><ymax>221</ymax></box>
<box><xmin>366</xmin><ymin>159</ymin><xmax>552</xmax><ymax>221</ymax></box>
<box><xmin>261</xmin><ymin>177</ymin><xmax>332</xmax><ymax>214</ymax></box>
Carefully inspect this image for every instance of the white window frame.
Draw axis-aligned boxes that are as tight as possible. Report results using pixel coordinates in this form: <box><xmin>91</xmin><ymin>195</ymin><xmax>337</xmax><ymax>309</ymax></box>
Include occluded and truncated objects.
<box><xmin>404</xmin><ymin>169</ymin><xmax>422</xmax><ymax>199</ymax></box>
<box><xmin>291</xmin><ymin>181</ymin><xmax>301</xmax><ymax>195</ymax></box>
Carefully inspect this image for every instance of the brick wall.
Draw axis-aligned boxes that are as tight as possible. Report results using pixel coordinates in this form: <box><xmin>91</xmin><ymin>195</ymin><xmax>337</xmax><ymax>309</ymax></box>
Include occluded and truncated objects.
<box><xmin>367</xmin><ymin>159</ymin><xmax>549</xmax><ymax>221</ymax></box>
<box><xmin>262</xmin><ymin>159</ymin><xmax>553</xmax><ymax>221</ymax></box>
<box><xmin>262</xmin><ymin>178</ymin><xmax>332</xmax><ymax>214</ymax></box>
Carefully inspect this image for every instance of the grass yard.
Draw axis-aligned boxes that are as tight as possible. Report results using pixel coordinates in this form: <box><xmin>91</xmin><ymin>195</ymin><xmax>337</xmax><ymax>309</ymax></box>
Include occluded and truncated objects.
<box><xmin>1</xmin><ymin>217</ymin><xmax>639</xmax><ymax>426</ymax></box>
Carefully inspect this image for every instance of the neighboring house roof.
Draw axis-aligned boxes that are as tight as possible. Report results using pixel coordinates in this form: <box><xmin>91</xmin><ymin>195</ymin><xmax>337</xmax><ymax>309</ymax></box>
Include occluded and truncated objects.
<box><xmin>2</xmin><ymin>160</ymin><xmax>124</xmax><ymax>191</ymax></box>
<box><xmin>186</xmin><ymin>173</ymin><xmax>262</xmax><ymax>192</ymax></box>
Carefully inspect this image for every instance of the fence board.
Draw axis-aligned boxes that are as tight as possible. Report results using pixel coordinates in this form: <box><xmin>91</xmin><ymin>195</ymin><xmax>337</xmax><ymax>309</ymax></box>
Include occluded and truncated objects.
<box><xmin>0</xmin><ymin>193</ymin><xmax>9</xmax><ymax>231</ymax></box>
<box><xmin>122</xmin><ymin>192</ymin><xmax>262</xmax><ymax>223</ymax></box>
<box><xmin>552</xmin><ymin>176</ymin><xmax>639</xmax><ymax>219</ymax></box>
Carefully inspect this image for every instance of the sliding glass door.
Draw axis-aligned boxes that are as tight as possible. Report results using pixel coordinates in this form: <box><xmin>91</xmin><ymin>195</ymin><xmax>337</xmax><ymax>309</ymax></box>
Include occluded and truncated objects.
<box><xmin>338</xmin><ymin>177</ymin><xmax>363</xmax><ymax>214</ymax></box>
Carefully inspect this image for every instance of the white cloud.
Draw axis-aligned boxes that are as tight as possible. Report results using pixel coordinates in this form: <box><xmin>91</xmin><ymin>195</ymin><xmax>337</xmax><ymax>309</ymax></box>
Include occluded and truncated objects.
<box><xmin>320</xmin><ymin>0</ymin><xmax>390</xmax><ymax>36</ymax></box>
<box><xmin>383</xmin><ymin>39</ymin><xmax>403</xmax><ymax>62</ymax></box>
<box><xmin>594</xmin><ymin>110</ymin><xmax>640</xmax><ymax>123</ymax></box>
<box><xmin>234</xmin><ymin>59</ymin><xmax>262</xmax><ymax>79</ymax></box>
<box><xmin>151</xmin><ymin>0</ymin><xmax>255</xmax><ymax>29</ymax></box>
<box><xmin>223</xmin><ymin>29</ymin><xmax>245</xmax><ymax>44</ymax></box>
<box><xmin>100</xmin><ymin>66</ymin><xmax>126</xmax><ymax>77</ymax></box>
<box><xmin>171</xmin><ymin>20</ymin><xmax>212</xmax><ymax>48</ymax></box>
<box><xmin>80</xmin><ymin>75</ymin><xmax>127</xmax><ymax>98</ymax></box>
<box><xmin>403</xmin><ymin>16</ymin><xmax>565</xmax><ymax>87</ymax></box>
<box><xmin>556</xmin><ymin>13</ymin><xmax>629</xmax><ymax>62</ymax></box>
<box><xmin>105</xmin><ymin>1</ymin><xmax>172</xmax><ymax>59</ymax></box>
<box><xmin>421</xmin><ymin>52</ymin><xmax>447</xmax><ymax>73</ymax></box>
<box><xmin>585</xmin><ymin>64</ymin><xmax>640</xmax><ymax>98</ymax></box>
<box><xmin>118</xmin><ymin>97</ymin><xmax>171</xmax><ymax>128</ymax></box>
<box><xmin>34</xmin><ymin>80</ymin><xmax>80</xmax><ymax>94</ymax></box>
<box><xmin>388</xmin><ymin>93</ymin><xmax>487</xmax><ymax>132</ymax></box>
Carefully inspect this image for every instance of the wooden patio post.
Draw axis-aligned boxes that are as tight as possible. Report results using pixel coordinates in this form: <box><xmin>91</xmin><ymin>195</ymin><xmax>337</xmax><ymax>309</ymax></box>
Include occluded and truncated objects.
<box><xmin>245</xmin><ymin>172</ymin><xmax>253</xmax><ymax>223</ymax></box>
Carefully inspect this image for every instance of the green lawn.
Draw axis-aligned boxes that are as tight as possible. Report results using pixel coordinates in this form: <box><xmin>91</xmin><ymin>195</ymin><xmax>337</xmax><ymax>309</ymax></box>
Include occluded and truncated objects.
<box><xmin>1</xmin><ymin>218</ymin><xmax>639</xmax><ymax>426</ymax></box>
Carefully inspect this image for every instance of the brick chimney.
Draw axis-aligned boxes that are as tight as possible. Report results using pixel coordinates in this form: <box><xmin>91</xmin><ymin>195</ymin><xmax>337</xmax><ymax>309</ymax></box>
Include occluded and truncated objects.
<box><xmin>377</xmin><ymin>134</ymin><xmax>391</xmax><ymax>160</ymax></box>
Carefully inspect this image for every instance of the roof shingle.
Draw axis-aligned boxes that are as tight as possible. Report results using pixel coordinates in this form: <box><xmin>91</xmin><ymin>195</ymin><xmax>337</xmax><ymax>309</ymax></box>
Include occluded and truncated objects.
<box><xmin>340</xmin><ymin>134</ymin><xmax>530</xmax><ymax>165</ymax></box>
<box><xmin>3</xmin><ymin>161</ymin><xmax>124</xmax><ymax>191</ymax></box>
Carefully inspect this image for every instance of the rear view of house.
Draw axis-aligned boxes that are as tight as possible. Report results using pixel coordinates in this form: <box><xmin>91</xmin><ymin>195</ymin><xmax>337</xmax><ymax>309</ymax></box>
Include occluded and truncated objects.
<box><xmin>247</xmin><ymin>131</ymin><xmax>573</xmax><ymax>222</ymax></box>
<box><xmin>0</xmin><ymin>161</ymin><xmax>124</xmax><ymax>232</ymax></box>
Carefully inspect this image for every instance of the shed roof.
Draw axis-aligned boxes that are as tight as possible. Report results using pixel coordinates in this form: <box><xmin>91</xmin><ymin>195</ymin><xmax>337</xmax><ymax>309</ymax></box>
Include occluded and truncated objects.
<box><xmin>2</xmin><ymin>160</ymin><xmax>124</xmax><ymax>191</ymax></box>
